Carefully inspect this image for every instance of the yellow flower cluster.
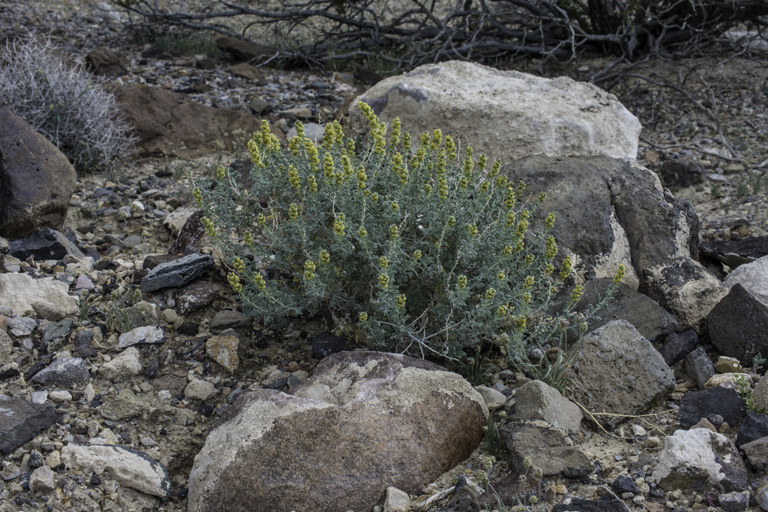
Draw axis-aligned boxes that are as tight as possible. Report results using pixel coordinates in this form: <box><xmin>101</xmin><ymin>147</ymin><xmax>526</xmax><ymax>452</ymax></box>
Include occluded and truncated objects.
<box><xmin>389</xmin><ymin>118</ymin><xmax>401</xmax><ymax>147</ymax></box>
<box><xmin>253</xmin><ymin>272</ymin><xmax>266</xmax><ymax>291</ymax></box>
<box><xmin>457</xmin><ymin>274</ymin><xmax>467</xmax><ymax>289</ymax></box>
<box><xmin>545</xmin><ymin>236</ymin><xmax>558</xmax><ymax>260</ymax></box>
<box><xmin>288</xmin><ymin>165</ymin><xmax>301</xmax><ymax>191</ymax></box>
<box><xmin>392</xmin><ymin>152</ymin><xmax>407</xmax><ymax>185</ymax></box>
<box><xmin>333</xmin><ymin>213</ymin><xmax>346</xmax><ymax>236</ymax></box>
<box><xmin>378</xmin><ymin>273</ymin><xmax>389</xmax><ymax>288</ymax></box>
<box><xmin>466</xmin><ymin>223</ymin><xmax>478</xmax><ymax>237</ymax></box>
<box><xmin>545</xmin><ymin>212</ymin><xmax>556</xmax><ymax>230</ymax></box>
<box><xmin>304</xmin><ymin>260</ymin><xmax>316</xmax><ymax>280</ymax></box>
<box><xmin>288</xmin><ymin>203</ymin><xmax>299</xmax><ymax>220</ymax></box>
<box><xmin>243</xmin><ymin>231</ymin><xmax>253</xmax><ymax>247</ymax></box>
<box><xmin>257</xmin><ymin>213</ymin><xmax>266</xmax><ymax>226</ymax></box>
<box><xmin>445</xmin><ymin>135</ymin><xmax>457</xmax><ymax>160</ymax></box>
<box><xmin>319</xmin><ymin>249</ymin><xmax>330</xmax><ymax>264</ymax></box>
<box><xmin>412</xmin><ymin>250</ymin><xmax>422</xmax><ymax>260</ymax></box>
<box><xmin>216</xmin><ymin>166</ymin><xmax>226</xmax><ymax>181</ymax></box>
<box><xmin>308</xmin><ymin>175</ymin><xmax>318</xmax><ymax>193</ymax></box>
<box><xmin>570</xmin><ymin>284</ymin><xmax>584</xmax><ymax>304</ymax></box>
<box><xmin>358</xmin><ymin>226</ymin><xmax>368</xmax><ymax>238</ymax></box>
<box><xmin>389</xmin><ymin>224</ymin><xmax>399</xmax><ymax>239</ymax></box>
<box><xmin>614</xmin><ymin>263</ymin><xmax>626</xmax><ymax>284</ymax></box>
<box><xmin>193</xmin><ymin>187</ymin><xmax>203</xmax><ymax>205</ymax></box>
<box><xmin>248</xmin><ymin>139</ymin><xmax>262</xmax><ymax>166</ymax></box>
<box><xmin>233</xmin><ymin>257</ymin><xmax>245</xmax><ymax>273</ymax></box>
<box><xmin>560</xmin><ymin>256</ymin><xmax>573</xmax><ymax>280</ymax></box>
<box><xmin>227</xmin><ymin>272</ymin><xmax>242</xmax><ymax>293</ymax></box>
<box><xmin>485</xmin><ymin>288</ymin><xmax>496</xmax><ymax>300</ymax></box>
<box><xmin>201</xmin><ymin>216</ymin><xmax>216</xmax><ymax>237</ymax></box>
<box><xmin>379</xmin><ymin>256</ymin><xmax>389</xmax><ymax>269</ymax></box>
<box><xmin>356</xmin><ymin>167</ymin><xmax>367</xmax><ymax>190</ymax></box>
<box><xmin>359</xmin><ymin>312</ymin><xmax>368</xmax><ymax>322</ymax></box>
<box><xmin>358</xmin><ymin>101</ymin><xmax>378</xmax><ymax>131</ymax></box>
<box><xmin>396</xmin><ymin>294</ymin><xmax>407</xmax><ymax>308</ymax></box>
<box><xmin>430</xmin><ymin>129</ymin><xmax>442</xmax><ymax>152</ymax></box>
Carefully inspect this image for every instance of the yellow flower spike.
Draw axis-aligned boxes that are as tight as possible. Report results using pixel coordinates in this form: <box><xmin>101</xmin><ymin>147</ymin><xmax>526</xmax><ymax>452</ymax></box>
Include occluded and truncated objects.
<box><xmin>304</xmin><ymin>139</ymin><xmax>320</xmax><ymax>170</ymax></box>
<box><xmin>614</xmin><ymin>263</ymin><xmax>626</xmax><ymax>285</ymax></box>
<box><xmin>516</xmin><ymin>219</ymin><xmax>529</xmax><ymax>237</ymax></box>
<box><xmin>412</xmin><ymin>250</ymin><xmax>422</xmax><ymax>260</ymax></box>
<box><xmin>466</xmin><ymin>223</ymin><xmax>478</xmax><ymax>237</ymax></box>
<box><xmin>516</xmin><ymin>181</ymin><xmax>526</xmax><ymax>195</ymax></box>
<box><xmin>233</xmin><ymin>257</ymin><xmax>245</xmax><ymax>274</ymax></box>
<box><xmin>247</xmin><ymin>139</ymin><xmax>262</xmax><ymax>165</ymax></box>
<box><xmin>436</xmin><ymin>147</ymin><xmax>447</xmax><ymax>174</ymax></box>
<box><xmin>497</xmin><ymin>271</ymin><xmax>506</xmax><ymax>281</ymax></box>
<box><xmin>419</xmin><ymin>131</ymin><xmax>430</xmax><ymax>147</ymax></box>
<box><xmin>333</xmin><ymin>120</ymin><xmax>344</xmax><ymax>146</ymax></box>
<box><xmin>389</xmin><ymin>224</ymin><xmax>399</xmax><ymax>239</ymax></box>
<box><xmin>545</xmin><ymin>263</ymin><xmax>554</xmax><ymax>274</ymax></box>
<box><xmin>539</xmin><ymin>191</ymin><xmax>547</xmax><ymax>203</ymax></box>
<box><xmin>288</xmin><ymin>165</ymin><xmax>301</xmax><ymax>191</ymax></box>
<box><xmin>370</xmin><ymin>193</ymin><xmax>379</xmax><ymax>203</ymax></box>
<box><xmin>505</xmin><ymin>187</ymin><xmax>516</xmax><ymax>210</ymax></box>
<box><xmin>374</xmin><ymin>123</ymin><xmax>387</xmax><ymax>156</ymax></box>
<box><xmin>390</xmin><ymin>201</ymin><xmax>399</xmax><ymax>212</ymax></box>
<box><xmin>504</xmin><ymin>244</ymin><xmax>513</xmax><ymax>256</ymax></box>
<box><xmin>379</xmin><ymin>256</ymin><xmax>389</xmax><ymax>269</ymax></box>
<box><xmin>359</xmin><ymin>312</ymin><xmax>368</xmax><ymax>322</ymax></box>
<box><xmin>463</xmin><ymin>154</ymin><xmax>474</xmax><ymax>177</ymax></box>
<box><xmin>395</xmin><ymin>294</ymin><xmax>407</xmax><ymax>308</ymax></box>
<box><xmin>358</xmin><ymin>226</ymin><xmax>368</xmax><ymax>238</ymax></box>
<box><xmin>516</xmin><ymin>316</ymin><xmax>527</xmax><ymax>331</ymax></box>
<box><xmin>322</xmin><ymin>123</ymin><xmax>334</xmax><ymax>150</ymax></box>
<box><xmin>358</xmin><ymin>101</ymin><xmax>378</xmax><ymax>131</ymax></box>
<box><xmin>288</xmin><ymin>136</ymin><xmax>301</xmax><ymax>156</ymax></box>
<box><xmin>243</xmin><ymin>231</ymin><xmax>253</xmax><ymax>247</ymax></box>
<box><xmin>478</xmin><ymin>154</ymin><xmax>488</xmax><ymax>171</ymax></box>
<box><xmin>216</xmin><ymin>166</ymin><xmax>226</xmax><ymax>181</ymax></box>
<box><xmin>193</xmin><ymin>187</ymin><xmax>203</xmax><ymax>205</ymax></box>
<box><xmin>497</xmin><ymin>305</ymin><xmax>508</xmax><ymax>316</ymax></box>
<box><xmin>253</xmin><ymin>273</ymin><xmax>266</xmax><ymax>291</ymax></box>
<box><xmin>341</xmin><ymin>152</ymin><xmax>353</xmax><ymax>179</ymax></box>
<box><xmin>256</xmin><ymin>213</ymin><xmax>266</xmax><ymax>226</ymax></box>
<box><xmin>523</xmin><ymin>276</ymin><xmax>535</xmax><ymax>289</ymax></box>
<box><xmin>457</xmin><ymin>275</ymin><xmax>467</xmax><ymax>290</ymax></box>
<box><xmin>356</xmin><ymin>167</ymin><xmax>367</xmax><ymax>190</ymax></box>
<box><xmin>378</xmin><ymin>273</ymin><xmax>389</xmax><ymax>288</ymax></box>
<box><xmin>447</xmin><ymin>216</ymin><xmax>456</xmax><ymax>226</ymax></box>
<box><xmin>490</xmin><ymin>159</ymin><xmax>501</xmax><ymax>178</ymax></box>
<box><xmin>525</xmin><ymin>254</ymin><xmax>534</xmax><ymax>265</ymax></box>
<box><xmin>479</xmin><ymin>181</ymin><xmax>489</xmax><ymax>192</ymax></box>
<box><xmin>319</xmin><ymin>250</ymin><xmax>330</xmax><ymax>264</ymax></box>
<box><xmin>445</xmin><ymin>135</ymin><xmax>457</xmax><ymax>161</ymax></box>
<box><xmin>545</xmin><ymin>236</ymin><xmax>558</xmax><ymax>260</ymax></box>
<box><xmin>201</xmin><ymin>216</ymin><xmax>216</xmax><ymax>237</ymax></box>
<box><xmin>295</xmin><ymin>120</ymin><xmax>305</xmax><ymax>139</ymax></box>
<box><xmin>506</xmin><ymin>211</ymin><xmax>516</xmax><ymax>228</ymax></box>
<box><xmin>308</xmin><ymin>175</ymin><xmax>318</xmax><ymax>193</ymax></box>
<box><xmin>303</xmin><ymin>260</ymin><xmax>316</xmax><ymax>280</ymax></box>
<box><xmin>260</xmin><ymin>119</ymin><xmax>271</xmax><ymax>145</ymax></box>
<box><xmin>570</xmin><ymin>284</ymin><xmax>584</xmax><ymax>304</ymax></box>
<box><xmin>323</xmin><ymin>153</ymin><xmax>335</xmax><ymax>179</ymax></box>
<box><xmin>415</xmin><ymin>146</ymin><xmax>426</xmax><ymax>165</ymax></box>
<box><xmin>485</xmin><ymin>288</ymin><xmax>496</xmax><ymax>300</ymax></box>
<box><xmin>333</xmin><ymin>213</ymin><xmax>346</xmax><ymax>236</ymax></box>
<box><xmin>389</xmin><ymin>118</ymin><xmax>401</xmax><ymax>147</ymax></box>
<box><xmin>392</xmin><ymin>152</ymin><xmax>407</xmax><ymax>185</ymax></box>
<box><xmin>423</xmin><ymin>183</ymin><xmax>432</xmax><ymax>194</ymax></box>
<box><xmin>560</xmin><ymin>256</ymin><xmax>573</xmax><ymax>280</ymax></box>
<box><xmin>514</xmin><ymin>240</ymin><xmax>525</xmax><ymax>254</ymax></box>
<box><xmin>438</xmin><ymin>176</ymin><xmax>448</xmax><ymax>201</ymax></box>
<box><xmin>495</xmin><ymin>175</ymin><xmax>508</xmax><ymax>188</ymax></box>
<box><xmin>430</xmin><ymin>129</ymin><xmax>442</xmax><ymax>152</ymax></box>
<box><xmin>227</xmin><ymin>272</ymin><xmax>242</xmax><ymax>294</ymax></box>
<box><xmin>346</xmin><ymin>138</ymin><xmax>355</xmax><ymax>155</ymax></box>
<box><xmin>459</xmin><ymin>176</ymin><xmax>469</xmax><ymax>191</ymax></box>
<box><xmin>288</xmin><ymin>203</ymin><xmax>299</xmax><ymax>220</ymax></box>
<box><xmin>545</xmin><ymin>212</ymin><xmax>556</xmax><ymax>230</ymax></box>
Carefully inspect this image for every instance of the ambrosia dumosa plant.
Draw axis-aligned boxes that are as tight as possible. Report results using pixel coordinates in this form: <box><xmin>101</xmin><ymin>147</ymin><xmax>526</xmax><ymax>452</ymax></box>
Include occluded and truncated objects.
<box><xmin>196</xmin><ymin>103</ymin><xmax>622</xmax><ymax>361</ymax></box>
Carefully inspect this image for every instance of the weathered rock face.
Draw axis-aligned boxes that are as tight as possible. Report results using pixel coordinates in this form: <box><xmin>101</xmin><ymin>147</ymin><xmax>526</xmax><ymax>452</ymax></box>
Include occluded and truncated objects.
<box><xmin>723</xmin><ymin>254</ymin><xmax>768</xmax><ymax>304</ymax></box>
<box><xmin>707</xmin><ymin>283</ymin><xmax>768</xmax><ymax>365</ymax></box>
<box><xmin>507</xmin><ymin>156</ymin><xmax>698</xmax><ymax>289</ymax></box>
<box><xmin>350</xmin><ymin>61</ymin><xmax>642</xmax><ymax>162</ymax></box>
<box><xmin>512</xmin><ymin>380</ymin><xmax>583</xmax><ymax>434</ymax></box>
<box><xmin>0</xmin><ymin>272</ymin><xmax>78</xmax><ymax>317</ymax></box>
<box><xmin>643</xmin><ymin>256</ymin><xmax>727</xmax><ymax>332</ymax></box>
<box><xmin>502</xmin><ymin>420</ymin><xmax>593</xmax><ymax>478</ymax></box>
<box><xmin>112</xmin><ymin>85</ymin><xmax>271</xmax><ymax>158</ymax></box>
<box><xmin>0</xmin><ymin>106</ymin><xmax>77</xmax><ymax>238</ymax></box>
<box><xmin>653</xmin><ymin>428</ymin><xmax>748</xmax><ymax>492</ymax></box>
<box><xmin>0</xmin><ymin>395</ymin><xmax>58</xmax><ymax>454</ymax></box>
<box><xmin>570</xmin><ymin>320</ymin><xmax>675</xmax><ymax>430</ymax></box>
<box><xmin>187</xmin><ymin>351</ymin><xmax>487</xmax><ymax>512</ymax></box>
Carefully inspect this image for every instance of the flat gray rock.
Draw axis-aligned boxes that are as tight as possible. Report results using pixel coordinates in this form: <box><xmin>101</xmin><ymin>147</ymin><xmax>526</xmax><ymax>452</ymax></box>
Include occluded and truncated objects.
<box><xmin>0</xmin><ymin>395</ymin><xmax>58</xmax><ymax>454</ymax></box>
<box><xmin>140</xmin><ymin>253</ymin><xmax>213</xmax><ymax>293</ymax></box>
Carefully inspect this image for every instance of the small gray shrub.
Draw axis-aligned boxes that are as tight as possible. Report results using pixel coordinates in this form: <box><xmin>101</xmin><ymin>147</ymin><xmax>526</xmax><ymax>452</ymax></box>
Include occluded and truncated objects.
<box><xmin>0</xmin><ymin>36</ymin><xmax>136</xmax><ymax>172</ymax></box>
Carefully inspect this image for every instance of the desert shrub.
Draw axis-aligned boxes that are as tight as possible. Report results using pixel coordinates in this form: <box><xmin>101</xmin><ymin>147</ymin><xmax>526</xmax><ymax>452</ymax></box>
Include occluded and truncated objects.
<box><xmin>0</xmin><ymin>36</ymin><xmax>135</xmax><ymax>173</ymax></box>
<box><xmin>196</xmin><ymin>103</ymin><xmax>619</xmax><ymax>361</ymax></box>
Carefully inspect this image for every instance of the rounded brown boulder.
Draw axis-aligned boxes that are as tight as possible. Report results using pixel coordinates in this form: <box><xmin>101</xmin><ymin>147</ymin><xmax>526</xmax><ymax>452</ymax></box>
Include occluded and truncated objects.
<box><xmin>0</xmin><ymin>106</ymin><xmax>77</xmax><ymax>239</ymax></box>
<box><xmin>187</xmin><ymin>351</ymin><xmax>488</xmax><ymax>512</ymax></box>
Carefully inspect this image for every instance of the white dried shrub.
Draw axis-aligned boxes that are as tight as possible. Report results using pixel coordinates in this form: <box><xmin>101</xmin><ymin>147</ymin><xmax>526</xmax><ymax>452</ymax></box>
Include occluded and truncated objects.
<box><xmin>0</xmin><ymin>36</ymin><xmax>136</xmax><ymax>172</ymax></box>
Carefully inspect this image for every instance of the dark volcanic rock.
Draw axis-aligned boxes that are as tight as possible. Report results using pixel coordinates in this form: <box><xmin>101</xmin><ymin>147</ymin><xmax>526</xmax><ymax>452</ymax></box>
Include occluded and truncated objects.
<box><xmin>0</xmin><ymin>395</ymin><xmax>58</xmax><ymax>454</ymax></box>
<box><xmin>140</xmin><ymin>252</ymin><xmax>214</xmax><ymax>293</ymax></box>
<box><xmin>678</xmin><ymin>386</ymin><xmax>746</xmax><ymax>428</ymax></box>
<box><xmin>708</xmin><ymin>283</ymin><xmax>768</xmax><ymax>366</ymax></box>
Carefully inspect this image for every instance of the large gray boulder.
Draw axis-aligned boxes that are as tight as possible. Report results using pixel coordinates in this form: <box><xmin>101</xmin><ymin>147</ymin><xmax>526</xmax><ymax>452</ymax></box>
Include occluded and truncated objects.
<box><xmin>570</xmin><ymin>320</ymin><xmax>675</xmax><ymax>430</ymax></box>
<box><xmin>511</xmin><ymin>156</ymin><xmax>698</xmax><ymax>291</ymax></box>
<box><xmin>0</xmin><ymin>272</ymin><xmax>78</xmax><ymax>316</ymax></box>
<box><xmin>708</xmin><ymin>283</ymin><xmax>768</xmax><ymax>366</ymax></box>
<box><xmin>724</xmin><ymin>254</ymin><xmax>768</xmax><ymax>304</ymax></box>
<box><xmin>187</xmin><ymin>351</ymin><xmax>487</xmax><ymax>512</ymax></box>
<box><xmin>350</xmin><ymin>61</ymin><xmax>641</xmax><ymax>162</ymax></box>
<box><xmin>0</xmin><ymin>106</ymin><xmax>77</xmax><ymax>238</ymax></box>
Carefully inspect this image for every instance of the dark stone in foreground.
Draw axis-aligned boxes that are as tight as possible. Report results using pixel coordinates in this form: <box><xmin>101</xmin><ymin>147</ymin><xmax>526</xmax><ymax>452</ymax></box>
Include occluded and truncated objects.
<box><xmin>140</xmin><ymin>253</ymin><xmax>213</xmax><ymax>293</ymax></box>
<box><xmin>9</xmin><ymin>228</ymin><xmax>86</xmax><ymax>261</ymax></box>
<box><xmin>30</xmin><ymin>357</ymin><xmax>90</xmax><ymax>388</ymax></box>
<box><xmin>735</xmin><ymin>412</ymin><xmax>768</xmax><ymax>448</ymax></box>
<box><xmin>679</xmin><ymin>386</ymin><xmax>746</xmax><ymax>428</ymax></box>
<box><xmin>708</xmin><ymin>283</ymin><xmax>768</xmax><ymax>366</ymax></box>
<box><xmin>553</xmin><ymin>498</ymin><xmax>628</xmax><ymax>512</ymax></box>
<box><xmin>700</xmin><ymin>237</ymin><xmax>768</xmax><ymax>269</ymax></box>
<box><xmin>684</xmin><ymin>346</ymin><xmax>715</xmax><ymax>389</ymax></box>
<box><xmin>0</xmin><ymin>395</ymin><xmax>58</xmax><ymax>454</ymax></box>
<box><xmin>660</xmin><ymin>330</ymin><xmax>699</xmax><ymax>366</ymax></box>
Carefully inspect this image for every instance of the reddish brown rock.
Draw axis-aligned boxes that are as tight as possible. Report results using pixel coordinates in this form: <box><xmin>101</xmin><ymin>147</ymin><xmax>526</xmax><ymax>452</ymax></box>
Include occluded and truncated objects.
<box><xmin>0</xmin><ymin>106</ymin><xmax>76</xmax><ymax>238</ymax></box>
<box><xmin>187</xmin><ymin>351</ymin><xmax>488</xmax><ymax>512</ymax></box>
<box><xmin>112</xmin><ymin>85</ymin><xmax>281</xmax><ymax>158</ymax></box>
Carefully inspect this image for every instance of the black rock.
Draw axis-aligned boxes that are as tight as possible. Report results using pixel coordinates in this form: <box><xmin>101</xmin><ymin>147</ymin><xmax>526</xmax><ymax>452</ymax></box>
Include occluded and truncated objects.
<box><xmin>700</xmin><ymin>237</ymin><xmax>768</xmax><ymax>270</ymax></box>
<box><xmin>27</xmin><ymin>451</ymin><xmax>43</xmax><ymax>469</ymax></box>
<box><xmin>198</xmin><ymin>403</ymin><xmax>215</xmax><ymax>417</ymax></box>
<box><xmin>75</xmin><ymin>344</ymin><xmax>98</xmax><ymax>359</ymax></box>
<box><xmin>660</xmin><ymin>330</ymin><xmax>699</xmax><ymax>366</ymax></box>
<box><xmin>177</xmin><ymin>321</ymin><xmax>199</xmax><ymax>336</ymax></box>
<box><xmin>707</xmin><ymin>414</ymin><xmax>725</xmax><ymax>429</ymax></box>
<box><xmin>8</xmin><ymin>228</ymin><xmax>86</xmax><ymax>261</ymax></box>
<box><xmin>41</xmin><ymin>318</ymin><xmax>73</xmax><ymax>351</ymax></box>
<box><xmin>0</xmin><ymin>365</ymin><xmax>20</xmax><ymax>380</ymax></box>
<box><xmin>0</xmin><ymin>395</ymin><xmax>58</xmax><ymax>454</ymax></box>
<box><xmin>145</xmin><ymin>358</ymin><xmax>160</xmax><ymax>379</ymax></box>
<box><xmin>708</xmin><ymin>283</ymin><xmax>768</xmax><ymax>366</ymax></box>
<box><xmin>684</xmin><ymin>346</ymin><xmax>715</xmax><ymax>389</ymax></box>
<box><xmin>140</xmin><ymin>253</ymin><xmax>214</xmax><ymax>293</ymax></box>
<box><xmin>659</xmin><ymin>159</ymin><xmax>705</xmax><ymax>188</ymax></box>
<box><xmin>311</xmin><ymin>333</ymin><xmax>347</xmax><ymax>359</ymax></box>
<box><xmin>735</xmin><ymin>412</ymin><xmax>768</xmax><ymax>448</ymax></box>
<box><xmin>611</xmin><ymin>474</ymin><xmax>641</xmax><ymax>494</ymax></box>
<box><xmin>30</xmin><ymin>357</ymin><xmax>89</xmax><ymax>387</ymax></box>
<box><xmin>23</xmin><ymin>358</ymin><xmax>51</xmax><ymax>382</ymax></box>
<box><xmin>679</xmin><ymin>386</ymin><xmax>746</xmax><ymax>428</ymax></box>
